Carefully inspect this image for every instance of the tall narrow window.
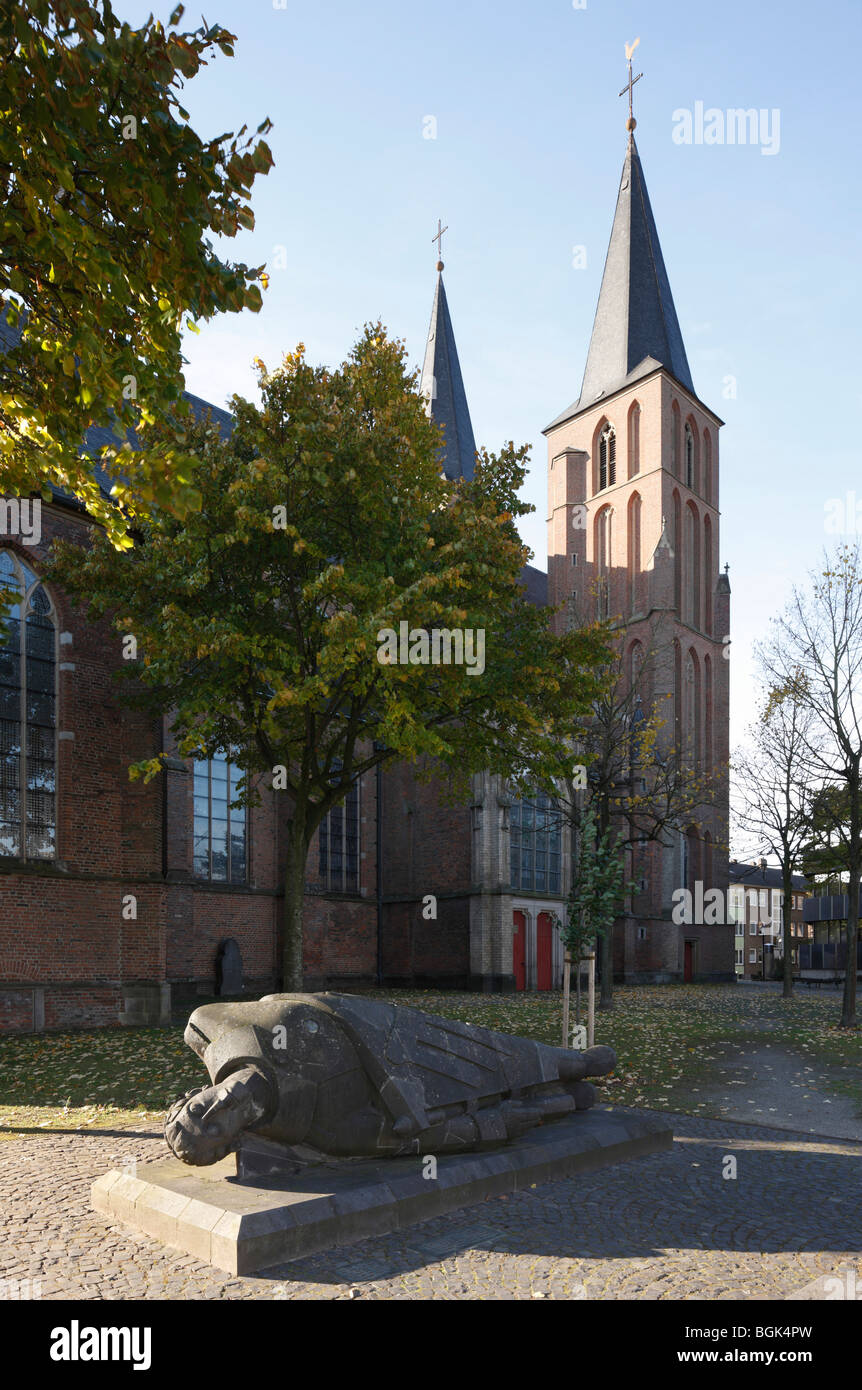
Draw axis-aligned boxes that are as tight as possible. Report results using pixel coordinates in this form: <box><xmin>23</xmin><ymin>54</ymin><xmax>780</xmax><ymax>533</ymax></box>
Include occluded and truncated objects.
<box><xmin>672</xmin><ymin>490</ymin><xmax>682</xmax><ymax>615</ymax></box>
<box><xmin>598</xmin><ymin>424</ymin><xmax>616</xmax><ymax>490</ymax></box>
<box><xmin>627</xmin><ymin>492</ymin><xmax>641</xmax><ymax>614</ymax></box>
<box><xmin>193</xmin><ymin>752</ymin><xmax>246</xmax><ymax>882</ymax></box>
<box><xmin>595</xmin><ymin>506</ymin><xmax>612</xmax><ymax>619</ymax></box>
<box><xmin>671</xmin><ymin>402</ymin><xmax>681</xmax><ymax>477</ymax></box>
<box><xmin>703</xmin><ymin>430</ymin><xmax>712</xmax><ymax>503</ymax></box>
<box><xmin>685</xmin><ymin>422</ymin><xmax>695</xmax><ymax>489</ymax></box>
<box><xmin>684</xmin><ymin>502</ymin><xmax>700</xmax><ymax>628</ymax></box>
<box><xmin>703</xmin><ymin>514</ymin><xmax>713</xmax><ymax>635</ymax></box>
<box><xmin>510</xmin><ymin>791</ymin><xmax>561</xmax><ymax>894</ymax></box>
<box><xmin>627</xmin><ymin>401</ymin><xmax>641</xmax><ymax>477</ymax></box>
<box><xmin>704</xmin><ymin>654</ymin><xmax>713</xmax><ymax>772</ymax></box>
<box><xmin>0</xmin><ymin>551</ymin><xmax>56</xmax><ymax>859</ymax></box>
<box><xmin>319</xmin><ymin>778</ymin><xmax>360</xmax><ymax>892</ymax></box>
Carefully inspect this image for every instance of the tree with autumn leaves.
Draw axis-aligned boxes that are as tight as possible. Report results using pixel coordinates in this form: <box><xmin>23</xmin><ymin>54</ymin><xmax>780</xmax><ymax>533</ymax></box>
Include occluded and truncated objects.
<box><xmin>1</xmin><ymin>1</ymin><xmax>272</xmax><ymax>545</ymax></box>
<box><xmin>50</xmin><ymin>326</ymin><xmax>613</xmax><ymax>989</ymax></box>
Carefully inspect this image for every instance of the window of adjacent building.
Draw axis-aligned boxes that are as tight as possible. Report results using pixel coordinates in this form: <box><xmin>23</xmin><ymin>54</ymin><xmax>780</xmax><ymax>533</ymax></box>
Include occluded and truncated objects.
<box><xmin>510</xmin><ymin>791</ymin><xmax>561</xmax><ymax>894</ymax></box>
<box><xmin>598</xmin><ymin>424</ymin><xmax>616</xmax><ymax>490</ymax></box>
<box><xmin>193</xmin><ymin>753</ymin><xmax>246</xmax><ymax>883</ymax></box>
<box><xmin>749</xmin><ymin>949</ymin><xmax>757</xmax><ymax>964</ymax></box>
<box><xmin>749</xmin><ymin>921</ymin><xmax>757</xmax><ymax>936</ymax></box>
<box><xmin>735</xmin><ymin>947</ymin><xmax>743</xmax><ymax>966</ymax></box>
<box><xmin>319</xmin><ymin>779</ymin><xmax>360</xmax><ymax>892</ymax></box>
<box><xmin>0</xmin><ymin>551</ymin><xmax>56</xmax><ymax>859</ymax></box>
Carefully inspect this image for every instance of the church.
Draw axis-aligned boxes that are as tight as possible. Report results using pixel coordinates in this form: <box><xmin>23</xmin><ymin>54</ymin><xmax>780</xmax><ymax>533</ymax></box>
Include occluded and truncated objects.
<box><xmin>0</xmin><ymin>114</ymin><xmax>732</xmax><ymax>1034</ymax></box>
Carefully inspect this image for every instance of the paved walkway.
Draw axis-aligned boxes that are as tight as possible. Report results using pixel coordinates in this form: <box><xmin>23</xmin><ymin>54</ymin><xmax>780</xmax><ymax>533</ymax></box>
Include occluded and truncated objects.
<box><xmin>2</xmin><ymin>1109</ymin><xmax>861</xmax><ymax>1300</ymax></box>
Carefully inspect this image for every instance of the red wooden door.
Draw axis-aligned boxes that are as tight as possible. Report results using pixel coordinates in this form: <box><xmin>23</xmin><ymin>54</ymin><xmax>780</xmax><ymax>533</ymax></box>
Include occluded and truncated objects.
<box><xmin>513</xmin><ymin>911</ymin><xmax>526</xmax><ymax>991</ymax></box>
<box><xmin>537</xmin><ymin>911</ymin><xmax>553</xmax><ymax>991</ymax></box>
<box><xmin>684</xmin><ymin>940</ymin><xmax>693</xmax><ymax>982</ymax></box>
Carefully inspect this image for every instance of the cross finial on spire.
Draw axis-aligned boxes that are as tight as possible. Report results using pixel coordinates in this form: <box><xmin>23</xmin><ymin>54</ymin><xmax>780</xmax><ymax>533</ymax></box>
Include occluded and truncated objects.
<box><xmin>619</xmin><ymin>38</ymin><xmax>642</xmax><ymax>133</ymax></box>
<box><xmin>432</xmin><ymin>218</ymin><xmax>448</xmax><ymax>272</ymax></box>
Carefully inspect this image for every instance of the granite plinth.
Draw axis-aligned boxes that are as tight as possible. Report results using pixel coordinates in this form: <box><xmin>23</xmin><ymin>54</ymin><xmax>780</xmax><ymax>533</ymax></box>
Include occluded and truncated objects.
<box><xmin>91</xmin><ymin>1107</ymin><xmax>672</xmax><ymax>1276</ymax></box>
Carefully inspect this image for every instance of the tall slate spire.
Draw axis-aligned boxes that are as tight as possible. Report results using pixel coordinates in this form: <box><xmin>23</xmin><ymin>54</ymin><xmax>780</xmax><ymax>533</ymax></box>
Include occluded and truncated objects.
<box><xmin>420</xmin><ymin>267</ymin><xmax>476</xmax><ymax>482</ymax></box>
<box><xmin>555</xmin><ymin>135</ymin><xmax>694</xmax><ymax>426</ymax></box>
<box><xmin>582</xmin><ymin>134</ymin><xmax>694</xmax><ymax>404</ymax></box>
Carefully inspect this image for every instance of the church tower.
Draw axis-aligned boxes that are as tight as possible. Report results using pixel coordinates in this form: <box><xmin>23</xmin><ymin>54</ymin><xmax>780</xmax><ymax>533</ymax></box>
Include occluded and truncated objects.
<box><xmin>545</xmin><ymin>116</ymin><xmax>732</xmax><ymax>983</ymax></box>
<box><xmin>420</xmin><ymin>231</ymin><xmax>477</xmax><ymax>481</ymax></box>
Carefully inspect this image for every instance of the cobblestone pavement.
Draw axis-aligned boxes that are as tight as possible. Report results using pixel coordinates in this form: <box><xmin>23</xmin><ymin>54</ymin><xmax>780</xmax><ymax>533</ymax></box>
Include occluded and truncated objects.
<box><xmin>1</xmin><ymin>1109</ymin><xmax>861</xmax><ymax>1300</ymax></box>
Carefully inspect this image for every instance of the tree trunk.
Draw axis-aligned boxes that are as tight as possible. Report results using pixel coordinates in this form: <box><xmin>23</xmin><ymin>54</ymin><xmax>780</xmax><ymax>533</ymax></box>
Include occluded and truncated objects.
<box><xmin>282</xmin><ymin>805</ymin><xmax>309</xmax><ymax>992</ymax></box>
<box><xmin>782</xmin><ymin>862</ymin><xmax>794</xmax><ymax>999</ymax></box>
<box><xmin>599</xmin><ymin>923</ymin><xmax>614</xmax><ymax>1009</ymax></box>
<box><xmin>598</xmin><ymin>794</ymin><xmax>614</xmax><ymax>1009</ymax></box>
<box><xmin>840</xmin><ymin>774</ymin><xmax>860</xmax><ymax>1029</ymax></box>
<box><xmin>562</xmin><ymin>951</ymin><xmax>571</xmax><ymax>1047</ymax></box>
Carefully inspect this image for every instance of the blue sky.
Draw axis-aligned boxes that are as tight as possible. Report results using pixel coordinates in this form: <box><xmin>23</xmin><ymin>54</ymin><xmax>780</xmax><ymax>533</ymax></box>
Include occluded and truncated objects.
<box><xmin>123</xmin><ymin>0</ymin><xmax>860</xmax><ymax>751</ymax></box>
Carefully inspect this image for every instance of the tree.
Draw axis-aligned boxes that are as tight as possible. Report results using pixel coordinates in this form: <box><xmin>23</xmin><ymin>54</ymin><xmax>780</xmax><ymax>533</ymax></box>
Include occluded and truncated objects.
<box><xmin>759</xmin><ymin>545</ymin><xmax>862</xmax><ymax>1028</ymax></box>
<box><xmin>732</xmin><ymin>681</ymin><xmax>816</xmax><ymax>997</ymax></box>
<box><xmin>556</xmin><ymin>802</ymin><xmax>633</xmax><ymax>1038</ymax></box>
<box><xmin>49</xmin><ymin>325</ymin><xmax>612</xmax><ymax>989</ymax></box>
<box><xmin>1</xmin><ymin>0</ymin><xmax>273</xmax><ymax>545</ymax></box>
<box><xmin>800</xmin><ymin>783</ymin><xmax>852</xmax><ymax>888</ymax></box>
<box><xmin>550</xmin><ymin>628</ymin><xmax>720</xmax><ymax>1008</ymax></box>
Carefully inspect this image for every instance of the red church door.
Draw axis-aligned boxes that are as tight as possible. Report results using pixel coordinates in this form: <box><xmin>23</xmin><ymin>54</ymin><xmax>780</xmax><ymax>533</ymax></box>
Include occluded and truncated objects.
<box><xmin>684</xmin><ymin>940</ymin><xmax>694</xmax><ymax>982</ymax></box>
<box><xmin>537</xmin><ymin>912</ymin><xmax>553</xmax><ymax>991</ymax></box>
<box><xmin>513</xmin><ymin>911</ymin><xmax>526</xmax><ymax>991</ymax></box>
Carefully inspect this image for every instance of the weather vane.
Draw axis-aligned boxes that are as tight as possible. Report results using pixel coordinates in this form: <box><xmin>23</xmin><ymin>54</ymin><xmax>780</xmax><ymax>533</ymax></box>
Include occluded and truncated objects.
<box><xmin>432</xmin><ymin>218</ymin><xmax>448</xmax><ymax>271</ymax></box>
<box><xmin>619</xmin><ymin>38</ymin><xmax>642</xmax><ymax>132</ymax></box>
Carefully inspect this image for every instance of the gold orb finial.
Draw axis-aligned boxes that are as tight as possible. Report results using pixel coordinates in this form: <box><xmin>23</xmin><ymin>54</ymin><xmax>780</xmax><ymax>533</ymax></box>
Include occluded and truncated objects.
<box><xmin>436</xmin><ymin>260</ymin><xmax>444</xmax><ymax>271</ymax></box>
<box><xmin>627</xmin><ymin>116</ymin><xmax>637</xmax><ymax>131</ymax></box>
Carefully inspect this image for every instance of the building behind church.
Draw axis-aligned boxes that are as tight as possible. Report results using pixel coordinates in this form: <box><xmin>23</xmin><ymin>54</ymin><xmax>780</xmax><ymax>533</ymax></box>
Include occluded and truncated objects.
<box><xmin>0</xmin><ymin>118</ymin><xmax>733</xmax><ymax>1033</ymax></box>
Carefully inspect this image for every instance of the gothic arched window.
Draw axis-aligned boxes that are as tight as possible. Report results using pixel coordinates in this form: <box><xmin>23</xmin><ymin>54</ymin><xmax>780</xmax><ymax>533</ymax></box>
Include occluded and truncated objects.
<box><xmin>685</xmin><ymin>422</ymin><xmax>695</xmax><ymax>489</ymax></box>
<box><xmin>627</xmin><ymin>401</ymin><xmax>641</xmax><ymax>478</ymax></box>
<box><xmin>703</xmin><ymin>429</ymin><xmax>712</xmax><ymax>503</ymax></box>
<box><xmin>0</xmin><ymin>551</ymin><xmax>57</xmax><ymax>858</ymax></box>
<box><xmin>595</xmin><ymin>505</ymin><xmax>612</xmax><ymax>619</ymax></box>
<box><xmin>671</xmin><ymin>401</ymin><xmax>681</xmax><ymax>477</ymax></box>
<box><xmin>598</xmin><ymin>424</ymin><xmax>616</xmax><ymax>491</ymax></box>
<box><xmin>685</xmin><ymin>649</ymin><xmax>701</xmax><ymax>766</ymax></box>
<box><xmin>627</xmin><ymin>491</ymin><xmax>642</xmax><ymax>614</ymax></box>
<box><xmin>703</xmin><ymin>514</ymin><xmax>713</xmax><ymax>635</ymax></box>
<box><xmin>684</xmin><ymin>502</ymin><xmax>700</xmax><ymax>628</ymax></box>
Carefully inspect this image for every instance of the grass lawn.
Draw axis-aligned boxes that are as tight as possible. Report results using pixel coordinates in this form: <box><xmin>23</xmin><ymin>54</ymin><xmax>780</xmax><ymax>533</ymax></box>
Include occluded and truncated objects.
<box><xmin>1</xmin><ymin>983</ymin><xmax>861</xmax><ymax>1139</ymax></box>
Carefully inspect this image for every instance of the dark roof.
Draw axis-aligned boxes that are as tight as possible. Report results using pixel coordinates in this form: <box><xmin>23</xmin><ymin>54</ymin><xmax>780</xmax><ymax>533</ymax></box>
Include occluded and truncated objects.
<box><xmin>728</xmin><ymin>860</ymin><xmax>808</xmax><ymax>891</ymax></box>
<box><xmin>546</xmin><ymin>135</ymin><xmax>695</xmax><ymax>432</ymax></box>
<box><xmin>420</xmin><ymin>272</ymin><xmax>476</xmax><ymax>481</ymax></box>
<box><xmin>519</xmin><ymin>564</ymin><xmax>547</xmax><ymax>607</ymax></box>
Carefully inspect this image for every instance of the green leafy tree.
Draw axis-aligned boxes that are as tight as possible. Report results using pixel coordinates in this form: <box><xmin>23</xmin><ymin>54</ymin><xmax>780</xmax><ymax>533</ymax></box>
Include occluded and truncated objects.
<box><xmin>49</xmin><ymin>325</ymin><xmax>612</xmax><ymax>989</ymax></box>
<box><xmin>1</xmin><ymin>0</ymin><xmax>273</xmax><ymax>545</ymax></box>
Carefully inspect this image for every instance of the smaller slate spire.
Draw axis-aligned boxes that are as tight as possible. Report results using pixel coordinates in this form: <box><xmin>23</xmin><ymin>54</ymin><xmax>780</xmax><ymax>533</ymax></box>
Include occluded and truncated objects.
<box><xmin>420</xmin><ymin>230</ymin><xmax>476</xmax><ymax>482</ymax></box>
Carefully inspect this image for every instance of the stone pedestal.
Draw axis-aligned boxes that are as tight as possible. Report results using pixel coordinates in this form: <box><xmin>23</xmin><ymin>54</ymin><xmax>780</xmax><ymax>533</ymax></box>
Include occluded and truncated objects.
<box><xmin>92</xmin><ymin>1108</ymin><xmax>672</xmax><ymax>1275</ymax></box>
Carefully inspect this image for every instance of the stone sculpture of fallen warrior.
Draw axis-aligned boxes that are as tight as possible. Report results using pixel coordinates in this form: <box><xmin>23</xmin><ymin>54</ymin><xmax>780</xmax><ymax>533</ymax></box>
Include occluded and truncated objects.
<box><xmin>164</xmin><ymin>992</ymin><xmax>616</xmax><ymax>1166</ymax></box>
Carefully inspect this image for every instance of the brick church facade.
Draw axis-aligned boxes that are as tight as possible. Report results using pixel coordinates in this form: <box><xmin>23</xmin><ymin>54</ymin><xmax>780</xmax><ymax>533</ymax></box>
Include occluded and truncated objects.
<box><xmin>0</xmin><ymin>124</ymin><xmax>732</xmax><ymax>1033</ymax></box>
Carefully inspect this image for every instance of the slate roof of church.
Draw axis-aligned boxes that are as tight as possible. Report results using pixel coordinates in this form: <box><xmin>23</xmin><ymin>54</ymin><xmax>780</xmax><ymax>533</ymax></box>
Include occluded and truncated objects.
<box><xmin>420</xmin><ymin>271</ymin><xmax>477</xmax><ymax>482</ymax></box>
<box><xmin>519</xmin><ymin>563</ymin><xmax>548</xmax><ymax>607</ymax></box>
<box><xmin>546</xmin><ymin>134</ymin><xmax>695</xmax><ymax>432</ymax></box>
